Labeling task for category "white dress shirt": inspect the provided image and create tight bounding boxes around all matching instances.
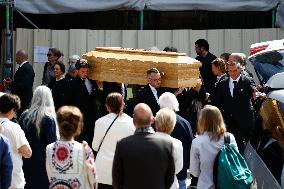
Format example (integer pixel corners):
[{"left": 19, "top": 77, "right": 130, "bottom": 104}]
[
  {"left": 189, "top": 132, "right": 238, "bottom": 189},
  {"left": 149, "top": 84, "right": 159, "bottom": 104},
  {"left": 156, "top": 132, "right": 183, "bottom": 189},
  {"left": 19, "top": 60, "right": 28, "bottom": 68},
  {"left": 84, "top": 78, "right": 92, "bottom": 95},
  {"left": 229, "top": 76, "right": 240, "bottom": 97}
]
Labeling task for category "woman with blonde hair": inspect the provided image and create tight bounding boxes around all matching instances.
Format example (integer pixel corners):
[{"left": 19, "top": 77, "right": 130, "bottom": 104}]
[
  {"left": 155, "top": 108, "right": 183, "bottom": 189},
  {"left": 46, "top": 106, "right": 97, "bottom": 189},
  {"left": 18, "top": 85, "right": 58, "bottom": 189},
  {"left": 189, "top": 105, "right": 238, "bottom": 189}
]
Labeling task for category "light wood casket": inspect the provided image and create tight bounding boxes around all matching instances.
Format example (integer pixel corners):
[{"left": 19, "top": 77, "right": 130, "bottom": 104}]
[{"left": 82, "top": 47, "right": 201, "bottom": 88}]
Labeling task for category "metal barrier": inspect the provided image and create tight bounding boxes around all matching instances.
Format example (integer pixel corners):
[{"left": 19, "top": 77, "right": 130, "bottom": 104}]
[{"left": 244, "top": 143, "right": 281, "bottom": 189}]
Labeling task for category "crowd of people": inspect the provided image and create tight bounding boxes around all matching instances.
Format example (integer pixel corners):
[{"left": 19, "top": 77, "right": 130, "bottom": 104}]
[{"left": 0, "top": 39, "right": 283, "bottom": 189}]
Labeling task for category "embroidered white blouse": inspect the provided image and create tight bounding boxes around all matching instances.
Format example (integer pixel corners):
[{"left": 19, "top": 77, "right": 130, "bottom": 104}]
[{"left": 46, "top": 140, "right": 96, "bottom": 189}]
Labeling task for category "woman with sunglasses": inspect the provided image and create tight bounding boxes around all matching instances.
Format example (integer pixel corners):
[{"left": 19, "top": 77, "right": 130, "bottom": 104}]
[{"left": 42, "top": 47, "right": 63, "bottom": 85}]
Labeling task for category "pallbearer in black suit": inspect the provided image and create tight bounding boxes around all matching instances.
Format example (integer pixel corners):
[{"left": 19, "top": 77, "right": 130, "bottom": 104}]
[
  {"left": 64, "top": 59, "right": 100, "bottom": 145},
  {"left": 195, "top": 39, "right": 217, "bottom": 95},
  {"left": 4, "top": 50, "right": 35, "bottom": 117},
  {"left": 215, "top": 61, "right": 256, "bottom": 154},
  {"left": 134, "top": 68, "right": 163, "bottom": 116}
]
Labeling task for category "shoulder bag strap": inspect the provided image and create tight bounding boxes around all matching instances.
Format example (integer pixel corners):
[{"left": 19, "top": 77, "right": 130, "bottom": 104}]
[
  {"left": 96, "top": 114, "right": 119, "bottom": 153},
  {"left": 224, "top": 132, "right": 230, "bottom": 145}
]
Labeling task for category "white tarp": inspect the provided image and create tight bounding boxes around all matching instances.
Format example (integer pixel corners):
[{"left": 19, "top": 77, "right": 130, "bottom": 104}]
[
  {"left": 14, "top": 0, "right": 146, "bottom": 14},
  {"left": 145, "top": 0, "right": 280, "bottom": 11},
  {"left": 15, "top": 0, "right": 280, "bottom": 14}
]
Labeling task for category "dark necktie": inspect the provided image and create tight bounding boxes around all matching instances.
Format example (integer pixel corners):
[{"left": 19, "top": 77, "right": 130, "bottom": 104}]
[{"left": 233, "top": 81, "right": 237, "bottom": 97}]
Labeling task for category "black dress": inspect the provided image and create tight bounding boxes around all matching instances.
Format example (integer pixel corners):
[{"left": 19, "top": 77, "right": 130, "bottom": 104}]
[{"left": 19, "top": 113, "right": 57, "bottom": 189}]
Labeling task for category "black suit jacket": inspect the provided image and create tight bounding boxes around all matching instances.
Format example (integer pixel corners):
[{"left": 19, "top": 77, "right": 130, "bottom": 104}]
[
  {"left": 135, "top": 84, "right": 162, "bottom": 116},
  {"left": 64, "top": 77, "right": 99, "bottom": 127},
  {"left": 11, "top": 62, "right": 35, "bottom": 115},
  {"left": 112, "top": 132, "right": 175, "bottom": 189},
  {"left": 171, "top": 114, "right": 193, "bottom": 180},
  {"left": 215, "top": 75, "right": 255, "bottom": 131}
]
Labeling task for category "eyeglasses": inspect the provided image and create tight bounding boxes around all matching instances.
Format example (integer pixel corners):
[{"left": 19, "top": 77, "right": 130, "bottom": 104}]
[
  {"left": 47, "top": 53, "right": 52, "bottom": 57},
  {"left": 150, "top": 78, "right": 161, "bottom": 82}
]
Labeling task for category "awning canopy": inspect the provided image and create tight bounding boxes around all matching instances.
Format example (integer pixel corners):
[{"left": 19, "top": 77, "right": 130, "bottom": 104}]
[{"left": 15, "top": 0, "right": 280, "bottom": 14}]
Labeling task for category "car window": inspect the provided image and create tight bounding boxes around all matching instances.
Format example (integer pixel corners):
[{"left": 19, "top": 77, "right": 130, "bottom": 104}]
[{"left": 250, "top": 50, "right": 284, "bottom": 83}]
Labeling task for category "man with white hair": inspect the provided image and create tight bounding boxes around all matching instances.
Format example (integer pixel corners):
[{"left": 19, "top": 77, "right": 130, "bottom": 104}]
[
  {"left": 65, "top": 54, "right": 80, "bottom": 81},
  {"left": 159, "top": 92, "right": 194, "bottom": 189},
  {"left": 215, "top": 60, "right": 256, "bottom": 154},
  {"left": 69, "top": 54, "right": 80, "bottom": 64}
]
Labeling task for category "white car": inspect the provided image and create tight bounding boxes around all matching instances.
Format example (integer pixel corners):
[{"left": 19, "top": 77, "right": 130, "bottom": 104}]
[{"left": 248, "top": 39, "right": 284, "bottom": 84}]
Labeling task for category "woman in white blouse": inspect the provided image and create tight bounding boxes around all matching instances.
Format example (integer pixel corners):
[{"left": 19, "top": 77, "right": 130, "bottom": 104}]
[
  {"left": 189, "top": 105, "right": 238, "bottom": 189},
  {"left": 46, "top": 106, "right": 97, "bottom": 189},
  {"left": 155, "top": 108, "right": 183, "bottom": 189},
  {"left": 92, "top": 92, "right": 135, "bottom": 189}
]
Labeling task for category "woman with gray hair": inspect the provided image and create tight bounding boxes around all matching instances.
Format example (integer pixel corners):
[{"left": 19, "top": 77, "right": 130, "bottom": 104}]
[
  {"left": 155, "top": 108, "right": 183, "bottom": 189},
  {"left": 159, "top": 92, "right": 194, "bottom": 189},
  {"left": 18, "top": 85, "right": 59, "bottom": 189}
]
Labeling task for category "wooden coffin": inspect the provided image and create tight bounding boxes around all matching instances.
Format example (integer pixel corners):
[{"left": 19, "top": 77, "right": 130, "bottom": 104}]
[{"left": 82, "top": 47, "right": 201, "bottom": 88}]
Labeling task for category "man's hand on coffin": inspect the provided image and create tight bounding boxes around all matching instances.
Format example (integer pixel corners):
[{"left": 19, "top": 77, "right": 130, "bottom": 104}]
[{"left": 174, "top": 86, "right": 185, "bottom": 96}]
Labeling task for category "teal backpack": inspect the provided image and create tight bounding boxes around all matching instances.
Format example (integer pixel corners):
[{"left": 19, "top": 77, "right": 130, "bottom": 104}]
[{"left": 213, "top": 133, "right": 253, "bottom": 189}]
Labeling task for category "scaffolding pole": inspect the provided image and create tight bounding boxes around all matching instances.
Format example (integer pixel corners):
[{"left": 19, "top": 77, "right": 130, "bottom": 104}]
[{"left": 1, "top": 0, "right": 13, "bottom": 81}]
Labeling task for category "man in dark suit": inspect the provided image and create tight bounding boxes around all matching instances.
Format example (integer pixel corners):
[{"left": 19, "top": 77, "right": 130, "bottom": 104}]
[
  {"left": 195, "top": 39, "right": 217, "bottom": 95},
  {"left": 215, "top": 61, "right": 256, "bottom": 154},
  {"left": 4, "top": 50, "right": 35, "bottom": 117},
  {"left": 64, "top": 59, "right": 100, "bottom": 145},
  {"left": 134, "top": 68, "right": 164, "bottom": 116},
  {"left": 112, "top": 103, "right": 175, "bottom": 189}
]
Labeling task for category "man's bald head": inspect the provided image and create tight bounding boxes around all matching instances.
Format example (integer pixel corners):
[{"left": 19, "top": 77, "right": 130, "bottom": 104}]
[
  {"left": 133, "top": 103, "right": 153, "bottom": 128},
  {"left": 16, "top": 49, "right": 28, "bottom": 64}
]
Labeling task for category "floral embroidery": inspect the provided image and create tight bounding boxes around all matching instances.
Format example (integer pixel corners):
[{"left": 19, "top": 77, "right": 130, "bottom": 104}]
[
  {"left": 56, "top": 146, "right": 69, "bottom": 162},
  {"left": 52, "top": 141, "right": 74, "bottom": 173},
  {"left": 49, "top": 177, "right": 81, "bottom": 189}
]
